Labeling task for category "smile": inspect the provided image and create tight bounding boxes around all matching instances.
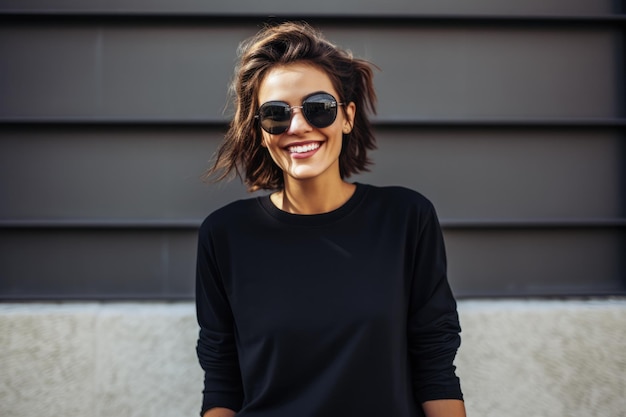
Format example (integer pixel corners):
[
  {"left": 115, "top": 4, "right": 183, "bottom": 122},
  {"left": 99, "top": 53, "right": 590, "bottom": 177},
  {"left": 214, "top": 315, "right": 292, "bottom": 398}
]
[{"left": 288, "top": 142, "right": 321, "bottom": 154}]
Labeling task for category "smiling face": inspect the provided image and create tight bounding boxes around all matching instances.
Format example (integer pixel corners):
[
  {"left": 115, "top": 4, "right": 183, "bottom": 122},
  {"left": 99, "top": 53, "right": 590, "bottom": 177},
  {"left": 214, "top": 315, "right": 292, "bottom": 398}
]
[{"left": 257, "top": 62, "right": 355, "bottom": 187}]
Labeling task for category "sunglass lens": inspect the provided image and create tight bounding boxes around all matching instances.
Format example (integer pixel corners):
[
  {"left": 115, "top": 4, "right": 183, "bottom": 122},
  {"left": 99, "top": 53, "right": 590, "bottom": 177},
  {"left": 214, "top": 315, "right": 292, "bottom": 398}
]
[
  {"left": 259, "top": 103, "right": 291, "bottom": 134},
  {"left": 303, "top": 94, "right": 337, "bottom": 128}
]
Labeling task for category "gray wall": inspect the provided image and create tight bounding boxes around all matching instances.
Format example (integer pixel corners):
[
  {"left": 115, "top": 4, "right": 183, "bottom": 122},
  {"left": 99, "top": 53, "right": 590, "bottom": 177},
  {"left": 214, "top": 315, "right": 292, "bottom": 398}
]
[{"left": 0, "top": 2, "right": 625, "bottom": 299}]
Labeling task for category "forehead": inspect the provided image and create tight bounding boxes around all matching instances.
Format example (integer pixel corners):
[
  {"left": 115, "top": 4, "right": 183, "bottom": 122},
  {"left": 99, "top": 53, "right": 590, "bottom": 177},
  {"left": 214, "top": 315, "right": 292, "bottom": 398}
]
[{"left": 258, "top": 62, "right": 338, "bottom": 104}]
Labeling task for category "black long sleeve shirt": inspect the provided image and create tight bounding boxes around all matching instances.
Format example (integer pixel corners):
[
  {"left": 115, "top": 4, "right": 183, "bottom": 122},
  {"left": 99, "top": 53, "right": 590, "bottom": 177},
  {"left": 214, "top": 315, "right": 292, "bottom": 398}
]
[{"left": 196, "top": 183, "right": 463, "bottom": 417}]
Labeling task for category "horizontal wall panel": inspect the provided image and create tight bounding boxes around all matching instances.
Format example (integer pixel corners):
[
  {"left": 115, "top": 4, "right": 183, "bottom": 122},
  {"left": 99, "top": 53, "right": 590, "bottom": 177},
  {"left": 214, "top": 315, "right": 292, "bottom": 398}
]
[
  {"left": 0, "top": 24, "right": 619, "bottom": 120},
  {"left": 0, "top": 1, "right": 614, "bottom": 16},
  {"left": 1, "top": 127, "right": 622, "bottom": 220},
  {"left": 325, "top": 26, "right": 620, "bottom": 120},
  {"left": 0, "top": 24, "right": 249, "bottom": 120},
  {"left": 0, "top": 127, "right": 253, "bottom": 220},
  {"left": 445, "top": 229, "right": 626, "bottom": 297},
  {"left": 361, "top": 129, "right": 624, "bottom": 220},
  {"left": 0, "top": 230, "right": 197, "bottom": 299},
  {"left": 1, "top": 228, "right": 623, "bottom": 299}
]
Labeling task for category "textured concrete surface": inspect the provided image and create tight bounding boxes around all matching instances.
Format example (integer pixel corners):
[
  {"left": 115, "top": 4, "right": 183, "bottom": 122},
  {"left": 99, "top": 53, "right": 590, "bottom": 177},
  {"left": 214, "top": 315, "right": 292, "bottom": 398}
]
[
  {"left": 456, "top": 300, "right": 626, "bottom": 417},
  {"left": 1, "top": 303, "right": 201, "bottom": 417},
  {"left": 1, "top": 299, "right": 625, "bottom": 417}
]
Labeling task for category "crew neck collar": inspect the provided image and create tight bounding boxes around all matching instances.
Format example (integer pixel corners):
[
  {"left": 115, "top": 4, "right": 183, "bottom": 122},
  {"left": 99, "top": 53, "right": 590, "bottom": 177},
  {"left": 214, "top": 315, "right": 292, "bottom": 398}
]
[{"left": 258, "top": 182, "right": 368, "bottom": 227}]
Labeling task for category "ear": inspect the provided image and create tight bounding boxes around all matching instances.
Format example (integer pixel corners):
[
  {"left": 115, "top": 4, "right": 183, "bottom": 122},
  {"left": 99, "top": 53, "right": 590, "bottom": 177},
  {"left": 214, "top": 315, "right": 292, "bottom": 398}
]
[{"left": 343, "top": 102, "right": 356, "bottom": 134}]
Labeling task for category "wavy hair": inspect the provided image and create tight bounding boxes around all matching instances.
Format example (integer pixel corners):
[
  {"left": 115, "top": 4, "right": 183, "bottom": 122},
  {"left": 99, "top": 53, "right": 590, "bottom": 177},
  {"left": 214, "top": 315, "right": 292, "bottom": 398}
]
[{"left": 207, "top": 21, "right": 377, "bottom": 191}]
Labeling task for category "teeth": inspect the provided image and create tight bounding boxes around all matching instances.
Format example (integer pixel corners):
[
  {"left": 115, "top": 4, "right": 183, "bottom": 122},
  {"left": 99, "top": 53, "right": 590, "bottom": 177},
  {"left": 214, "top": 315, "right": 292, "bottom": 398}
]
[{"left": 288, "top": 143, "right": 320, "bottom": 154}]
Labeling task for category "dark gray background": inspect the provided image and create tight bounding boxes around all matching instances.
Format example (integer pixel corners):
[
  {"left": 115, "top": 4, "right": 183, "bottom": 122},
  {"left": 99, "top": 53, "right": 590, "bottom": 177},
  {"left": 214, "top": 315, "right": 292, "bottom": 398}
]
[{"left": 0, "top": 1, "right": 624, "bottom": 299}]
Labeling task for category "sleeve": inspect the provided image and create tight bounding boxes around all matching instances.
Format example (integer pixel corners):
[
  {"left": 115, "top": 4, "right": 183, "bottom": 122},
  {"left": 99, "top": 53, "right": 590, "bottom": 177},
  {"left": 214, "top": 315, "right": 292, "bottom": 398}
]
[
  {"left": 195, "top": 218, "right": 244, "bottom": 416},
  {"left": 407, "top": 202, "right": 463, "bottom": 404}
]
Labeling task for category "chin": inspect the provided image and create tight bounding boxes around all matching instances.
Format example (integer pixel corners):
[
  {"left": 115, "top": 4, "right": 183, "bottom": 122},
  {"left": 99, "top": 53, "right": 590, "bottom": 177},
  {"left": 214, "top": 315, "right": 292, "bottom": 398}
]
[{"left": 288, "top": 171, "right": 321, "bottom": 181}]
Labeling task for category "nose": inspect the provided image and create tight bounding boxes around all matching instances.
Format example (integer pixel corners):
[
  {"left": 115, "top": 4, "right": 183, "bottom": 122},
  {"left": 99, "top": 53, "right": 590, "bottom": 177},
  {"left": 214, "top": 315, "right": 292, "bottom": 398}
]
[{"left": 286, "top": 107, "right": 312, "bottom": 135}]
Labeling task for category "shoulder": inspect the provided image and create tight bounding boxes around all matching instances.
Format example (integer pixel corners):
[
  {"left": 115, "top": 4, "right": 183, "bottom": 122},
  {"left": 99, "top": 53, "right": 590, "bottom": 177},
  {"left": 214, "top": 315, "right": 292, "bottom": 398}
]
[
  {"left": 362, "top": 183, "right": 435, "bottom": 212},
  {"left": 199, "top": 196, "right": 263, "bottom": 235},
  {"left": 358, "top": 183, "right": 440, "bottom": 232}
]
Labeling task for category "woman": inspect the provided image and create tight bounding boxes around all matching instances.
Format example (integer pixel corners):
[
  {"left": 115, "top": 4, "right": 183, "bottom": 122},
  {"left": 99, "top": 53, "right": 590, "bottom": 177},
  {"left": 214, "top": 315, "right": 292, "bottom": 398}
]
[{"left": 196, "top": 21, "right": 465, "bottom": 417}]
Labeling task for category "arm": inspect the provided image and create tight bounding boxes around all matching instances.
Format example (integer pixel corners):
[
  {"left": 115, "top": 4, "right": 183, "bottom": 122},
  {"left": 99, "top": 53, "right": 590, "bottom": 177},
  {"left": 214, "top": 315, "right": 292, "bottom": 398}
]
[
  {"left": 407, "top": 203, "right": 465, "bottom": 409},
  {"left": 196, "top": 219, "right": 244, "bottom": 415},
  {"left": 423, "top": 399, "right": 466, "bottom": 417}
]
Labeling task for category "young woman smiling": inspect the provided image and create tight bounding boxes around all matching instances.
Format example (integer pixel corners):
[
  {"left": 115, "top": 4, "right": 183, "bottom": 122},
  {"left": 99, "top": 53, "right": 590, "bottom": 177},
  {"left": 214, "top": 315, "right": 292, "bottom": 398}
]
[
  {"left": 196, "top": 22, "right": 466, "bottom": 417},
  {"left": 258, "top": 63, "right": 357, "bottom": 215}
]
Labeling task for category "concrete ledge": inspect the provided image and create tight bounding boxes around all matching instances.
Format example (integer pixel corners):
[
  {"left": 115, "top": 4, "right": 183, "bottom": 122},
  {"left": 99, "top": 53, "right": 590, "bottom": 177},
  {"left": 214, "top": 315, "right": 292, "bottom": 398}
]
[
  {"left": 456, "top": 299, "right": 626, "bottom": 417},
  {"left": 1, "top": 303, "right": 202, "bottom": 417},
  {"left": 1, "top": 300, "right": 625, "bottom": 417}
]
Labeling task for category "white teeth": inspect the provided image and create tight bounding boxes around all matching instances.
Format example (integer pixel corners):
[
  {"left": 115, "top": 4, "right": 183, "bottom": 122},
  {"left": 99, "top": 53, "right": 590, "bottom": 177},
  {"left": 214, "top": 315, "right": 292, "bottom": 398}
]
[{"left": 288, "top": 143, "right": 321, "bottom": 154}]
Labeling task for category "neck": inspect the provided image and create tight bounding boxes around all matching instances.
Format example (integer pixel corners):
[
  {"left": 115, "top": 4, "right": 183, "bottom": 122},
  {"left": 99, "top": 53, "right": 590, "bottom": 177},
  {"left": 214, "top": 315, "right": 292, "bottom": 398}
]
[{"left": 272, "top": 177, "right": 356, "bottom": 215}]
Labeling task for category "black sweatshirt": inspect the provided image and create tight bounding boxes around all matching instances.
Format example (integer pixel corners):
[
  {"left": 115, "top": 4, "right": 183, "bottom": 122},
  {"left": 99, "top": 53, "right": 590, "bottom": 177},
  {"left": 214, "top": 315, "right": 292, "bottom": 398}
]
[{"left": 196, "top": 183, "right": 463, "bottom": 417}]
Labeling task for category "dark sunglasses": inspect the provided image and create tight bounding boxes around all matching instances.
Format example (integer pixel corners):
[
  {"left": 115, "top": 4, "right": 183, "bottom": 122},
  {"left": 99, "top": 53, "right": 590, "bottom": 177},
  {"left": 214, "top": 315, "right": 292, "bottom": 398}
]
[{"left": 255, "top": 92, "right": 344, "bottom": 135}]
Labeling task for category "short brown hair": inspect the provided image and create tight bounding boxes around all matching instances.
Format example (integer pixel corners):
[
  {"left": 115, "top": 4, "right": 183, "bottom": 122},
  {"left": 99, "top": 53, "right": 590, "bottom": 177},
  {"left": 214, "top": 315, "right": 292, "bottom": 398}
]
[{"left": 207, "top": 21, "right": 377, "bottom": 191}]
